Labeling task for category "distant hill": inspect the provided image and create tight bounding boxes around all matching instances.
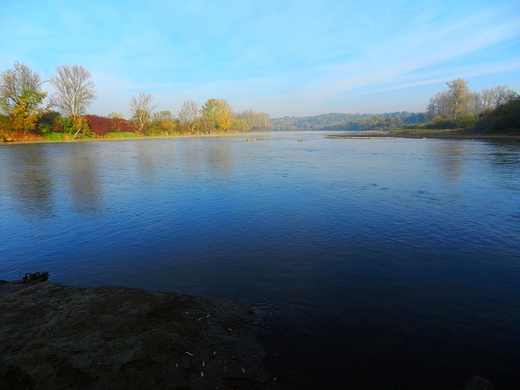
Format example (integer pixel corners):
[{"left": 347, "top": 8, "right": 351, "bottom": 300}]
[{"left": 270, "top": 112, "right": 426, "bottom": 131}]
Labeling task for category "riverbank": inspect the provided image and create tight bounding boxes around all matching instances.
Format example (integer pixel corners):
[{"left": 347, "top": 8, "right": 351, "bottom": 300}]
[
  {"left": 0, "top": 280, "right": 271, "bottom": 390},
  {"left": 327, "top": 129, "right": 520, "bottom": 141},
  {"left": 0, "top": 131, "right": 254, "bottom": 145}
]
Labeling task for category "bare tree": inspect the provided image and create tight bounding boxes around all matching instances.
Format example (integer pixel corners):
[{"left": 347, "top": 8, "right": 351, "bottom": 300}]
[
  {"left": 489, "top": 85, "right": 516, "bottom": 108},
  {"left": 239, "top": 109, "right": 273, "bottom": 131},
  {"left": 467, "top": 86, "right": 516, "bottom": 115},
  {"left": 480, "top": 88, "right": 495, "bottom": 112},
  {"left": 50, "top": 65, "right": 96, "bottom": 137},
  {"left": 466, "top": 92, "right": 484, "bottom": 116},
  {"left": 178, "top": 100, "right": 199, "bottom": 132},
  {"left": 427, "top": 90, "right": 451, "bottom": 119},
  {"left": 130, "top": 92, "right": 155, "bottom": 134}
]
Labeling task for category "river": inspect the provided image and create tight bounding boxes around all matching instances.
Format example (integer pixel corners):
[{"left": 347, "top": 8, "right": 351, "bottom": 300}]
[{"left": 1, "top": 132, "right": 519, "bottom": 389}]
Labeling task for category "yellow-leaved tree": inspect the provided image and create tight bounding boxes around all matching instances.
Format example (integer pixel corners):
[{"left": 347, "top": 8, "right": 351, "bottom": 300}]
[
  {"left": 0, "top": 62, "right": 48, "bottom": 134},
  {"left": 200, "top": 98, "right": 233, "bottom": 133}
]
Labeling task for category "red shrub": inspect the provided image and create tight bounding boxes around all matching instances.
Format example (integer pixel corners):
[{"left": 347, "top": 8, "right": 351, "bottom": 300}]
[
  {"left": 85, "top": 115, "right": 116, "bottom": 136},
  {"left": 53, "top": 122, "right": 63, "bottom": 132},
  {"left": 115, "top": 119, "right": 136, "bottom": 133}
]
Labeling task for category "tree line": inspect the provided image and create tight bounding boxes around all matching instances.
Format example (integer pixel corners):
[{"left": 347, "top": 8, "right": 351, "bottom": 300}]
[
  {"left": 2, "top": 61, "right": 518, "bottom": 140},
  {"left": 271, "top": 79, "right": 518, "bottom": 133},
  {"left": 427, "top": 79, "right": 515, "bottom": 119},
  {"left": 0, "top": 62, "right": 273, "bottom": 141},
  {"left": 423, "top": 78, "right": 518, "bottom": 132},
  {"left": 272, "top": 112, "right": 427, "bottom": 131}
]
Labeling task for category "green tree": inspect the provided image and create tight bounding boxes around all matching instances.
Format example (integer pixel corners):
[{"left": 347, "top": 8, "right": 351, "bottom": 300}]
[
  {"left": 37, "top": 110, "right": 61, "bottom": 134},
  {"left": 50, "top": 65, "right": 96, "bottom": 138},
  {"left": 475, "top": 94, "right": 520, "bottom": 134},
  {"left": 0, "top": 62, "right": 48, "bottom": 134}
]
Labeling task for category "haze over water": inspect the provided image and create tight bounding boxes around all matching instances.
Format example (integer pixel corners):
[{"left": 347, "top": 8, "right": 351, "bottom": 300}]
[{"left": 1, "top": 133, "right": 519, "bottom": 388}]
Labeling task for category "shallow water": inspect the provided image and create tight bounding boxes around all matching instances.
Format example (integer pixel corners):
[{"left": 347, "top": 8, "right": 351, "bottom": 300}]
[{"left": 1, "top": 133, "right": 519, "bottom": 388}]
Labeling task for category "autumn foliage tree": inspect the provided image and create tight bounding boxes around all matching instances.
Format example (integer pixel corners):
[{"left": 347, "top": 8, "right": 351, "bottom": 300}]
[
  {"left": 0, "top": 62, "right": 48, "bottom": 134},
  {"left": 107, "top": 112, "right": 135, "bottom": 133},
  {"left": 151, "top": 110, "right": 177, "bottom": 135},
  {"left": 1, "top": 62, "right": 289, "bottom": 139},
  {"left": 427, "top": 79, "right": 516, "bottom": 120},
  {"left": 200, "top": 98, "right": 234, "bottom": 133}
]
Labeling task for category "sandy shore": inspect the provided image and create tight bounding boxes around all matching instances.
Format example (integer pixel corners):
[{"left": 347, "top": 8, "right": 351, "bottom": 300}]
[{"left": 0, "top": 280, "right": 271, "bottom": 390}]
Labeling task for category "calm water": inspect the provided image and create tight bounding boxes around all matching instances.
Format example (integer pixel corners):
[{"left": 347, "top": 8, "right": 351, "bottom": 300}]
[{"left": 1, "top": 133, "right": 520, "bottom": 389}]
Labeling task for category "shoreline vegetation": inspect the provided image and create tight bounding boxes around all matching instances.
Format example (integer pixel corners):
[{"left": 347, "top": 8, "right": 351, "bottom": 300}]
[
  {"left": 2, "top": 128, "right": 520, "bottom": 146},
  {"left": 1, "top": 131, "right": 257, "bottom": 145},
  {"left": 326, "top": 128, "right": 520, "bottom": 141},
  {"left": 1, "top": 62, "right": 519, "bottom": 144},
  {"left": 0, "top": 278, "right": 270, "bottom": 390}
]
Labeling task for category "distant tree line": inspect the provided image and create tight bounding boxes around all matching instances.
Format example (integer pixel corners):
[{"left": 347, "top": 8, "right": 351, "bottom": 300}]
[
  {"left": 271, "top": 112, "right": 426, "bottom": 131},
  {"left": 270, "top": 79, "right": 518, "bottom": 134},
  {"left": 0, "top": 61, "right": 272, "bottom": 141}
]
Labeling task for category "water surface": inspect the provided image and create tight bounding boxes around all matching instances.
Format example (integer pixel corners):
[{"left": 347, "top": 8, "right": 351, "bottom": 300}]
[{"left": 1, "top": 133, "right": 519, "bottom": 389}]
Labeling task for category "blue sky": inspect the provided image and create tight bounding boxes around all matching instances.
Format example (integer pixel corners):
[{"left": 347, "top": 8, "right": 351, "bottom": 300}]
[{"left": 1, "top": 0, "right": 519, "bottom": 118}]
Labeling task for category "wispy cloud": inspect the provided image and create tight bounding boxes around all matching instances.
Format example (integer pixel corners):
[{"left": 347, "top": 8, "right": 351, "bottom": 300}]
[{"left": 2, "top": 0, "right": 519, "bottom": 117}]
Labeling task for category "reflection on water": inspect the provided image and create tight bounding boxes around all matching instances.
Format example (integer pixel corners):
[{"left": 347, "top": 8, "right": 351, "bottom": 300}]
[
  {"left": 133, "top": 140, "right": 162, "bottom": 183},
  {"left": 64, "top": 144, "right": 102, "bottom": 214},
  {"left": 2, "top": 145, "right": 55, "bottom": 217},
  {"left": 1, "top": 134, "right": 519, "bottom": 389},
  {"left": 427, "top": 140, "right": 468, "bottom": 182},
  {"left": 205, "top": 140, "right": 234, "bottom": 178}
]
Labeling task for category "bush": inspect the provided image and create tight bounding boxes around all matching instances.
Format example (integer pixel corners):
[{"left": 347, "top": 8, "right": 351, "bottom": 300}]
[
  {"left": 85, "top": 115, "right": 116, "bottom": 136},
  {"left": 475, "top": 95, "right": 520, "bottom": 134},
  {"left": 37, "top": 111, "right": 61, "bottom": 134},
  {"left": 56, "top": 117, "right": 74, "bottom": 133},
  {"left": 144, "top": 124, "right": 165, "bottom": 136},
  {"left": 112, "top": 118, "right": 136, "bottom": 133},
  {"left": 425, "top": 115, "right": 476, "bottom": 130}
]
